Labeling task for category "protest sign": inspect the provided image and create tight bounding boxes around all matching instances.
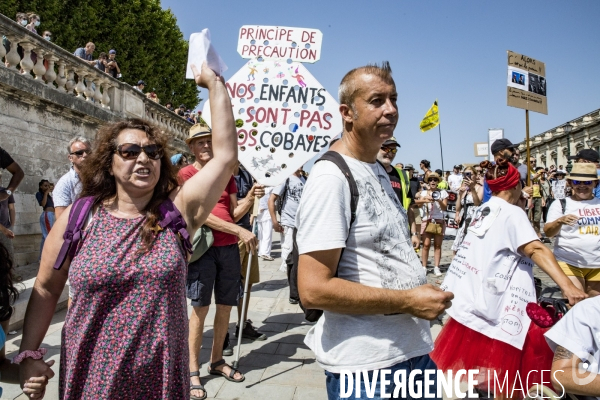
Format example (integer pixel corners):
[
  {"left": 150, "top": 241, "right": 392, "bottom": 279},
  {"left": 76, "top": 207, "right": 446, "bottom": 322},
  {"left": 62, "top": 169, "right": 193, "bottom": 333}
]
[
  {"left": 186, "top": 29, "right": 228, "bottom": 78},
  {"left": 237, "top": 25, "right": 323, "bottom": 63},
  {"left": 474, "top": 143, "right": 488, "bottom": 157},
  {"left": 202, "top": 59, "right": 341, "bottom": 186},
  {"left": 488, "top": 129, "right": 504, "bottom": 160},
  {"left": 444, "top": 191, "right": 458, "bottom": 236},
  {"left": 506, "top": 51, "right": 547, "bottom": 115}
]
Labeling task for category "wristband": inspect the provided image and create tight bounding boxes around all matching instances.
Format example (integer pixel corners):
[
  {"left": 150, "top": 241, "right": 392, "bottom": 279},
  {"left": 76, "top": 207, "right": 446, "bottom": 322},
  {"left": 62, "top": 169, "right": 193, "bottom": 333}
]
[{"left": 12, "top": 348, "right": 47, "bottom": 364}]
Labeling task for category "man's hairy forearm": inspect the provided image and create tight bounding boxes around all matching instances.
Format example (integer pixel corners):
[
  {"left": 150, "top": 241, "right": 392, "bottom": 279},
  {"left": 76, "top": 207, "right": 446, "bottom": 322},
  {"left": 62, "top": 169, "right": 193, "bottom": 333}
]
[{"left": 233, "top": 195, "right": 254, "bottom": 222}]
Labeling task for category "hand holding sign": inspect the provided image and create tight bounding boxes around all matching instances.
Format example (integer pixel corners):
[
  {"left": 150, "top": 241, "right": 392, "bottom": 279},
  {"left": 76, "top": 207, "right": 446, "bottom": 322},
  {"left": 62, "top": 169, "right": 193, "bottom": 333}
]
[{"left": 186, "top": 29, "right": 228, "bottom": 79}]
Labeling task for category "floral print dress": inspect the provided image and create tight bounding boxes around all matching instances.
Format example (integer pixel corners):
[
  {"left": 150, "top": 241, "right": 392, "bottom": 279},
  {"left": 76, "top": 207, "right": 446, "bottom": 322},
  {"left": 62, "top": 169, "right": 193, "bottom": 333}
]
[{"left": 59, "top": 206, "right": 189, "bottom": 399}]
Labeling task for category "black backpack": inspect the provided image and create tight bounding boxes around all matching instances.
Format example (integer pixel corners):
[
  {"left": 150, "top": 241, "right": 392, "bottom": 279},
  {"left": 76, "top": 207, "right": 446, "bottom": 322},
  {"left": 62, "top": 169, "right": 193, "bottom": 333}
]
[
  {"left": 275, "top": 178, "right": 290, "bottom": 215},
  {"left": 300, "top": 151, "right": 359, "bottom": 322}
]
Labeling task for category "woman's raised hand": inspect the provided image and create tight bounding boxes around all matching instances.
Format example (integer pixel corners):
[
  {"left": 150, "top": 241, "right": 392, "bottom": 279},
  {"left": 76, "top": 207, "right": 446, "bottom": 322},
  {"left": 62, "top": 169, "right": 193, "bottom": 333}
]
[{"left": 190, "top": 62, "right": 224, "bottom": 89}]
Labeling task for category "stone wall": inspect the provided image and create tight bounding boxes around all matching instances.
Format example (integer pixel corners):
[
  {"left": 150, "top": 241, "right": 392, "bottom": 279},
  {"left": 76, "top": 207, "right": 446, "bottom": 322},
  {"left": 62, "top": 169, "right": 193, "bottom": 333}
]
[{"left": 0, "top": 12, "right": 193, "bottom": 265}]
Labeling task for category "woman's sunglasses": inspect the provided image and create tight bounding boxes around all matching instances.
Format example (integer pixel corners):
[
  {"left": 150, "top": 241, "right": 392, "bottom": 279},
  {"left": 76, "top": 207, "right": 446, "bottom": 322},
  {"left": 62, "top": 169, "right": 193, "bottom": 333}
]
[
  {"left": 428, "top": 179, "right": 440, "bottom": 183},
  {"left": 570, "top": 180, "right": 594, "bottom": 186},
  {"left": 115, "top": 143, "right": 163, "bottom": 160}
]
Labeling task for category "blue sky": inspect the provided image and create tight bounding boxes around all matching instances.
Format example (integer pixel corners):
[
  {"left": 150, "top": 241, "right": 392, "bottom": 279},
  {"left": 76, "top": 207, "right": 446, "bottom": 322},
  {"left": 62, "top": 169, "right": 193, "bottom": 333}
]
[{"left": 162, "top": 0, "right": 600, "bottom": 172}]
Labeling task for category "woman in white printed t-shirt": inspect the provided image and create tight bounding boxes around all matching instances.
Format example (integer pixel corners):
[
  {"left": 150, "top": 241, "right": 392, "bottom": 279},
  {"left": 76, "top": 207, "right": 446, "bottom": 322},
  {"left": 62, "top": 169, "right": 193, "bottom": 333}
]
[
  {"left": 544, "top": 163, "right": 600, "bottom": 296},
  {"left": 414, "top": 172, "right": 448, "bottom": 277},
  {"left": 431, "top": 159, "right": 587, "bottom": 399}
]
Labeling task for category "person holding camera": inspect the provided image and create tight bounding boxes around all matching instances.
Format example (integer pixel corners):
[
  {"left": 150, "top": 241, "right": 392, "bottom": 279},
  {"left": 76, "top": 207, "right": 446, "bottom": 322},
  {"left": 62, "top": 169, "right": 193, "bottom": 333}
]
[
  {"left": 415, "top": 172, "right": 448, "bottom": 276},
  {"left": 451, "top": 167, "right": 483, "bottom": 254}
]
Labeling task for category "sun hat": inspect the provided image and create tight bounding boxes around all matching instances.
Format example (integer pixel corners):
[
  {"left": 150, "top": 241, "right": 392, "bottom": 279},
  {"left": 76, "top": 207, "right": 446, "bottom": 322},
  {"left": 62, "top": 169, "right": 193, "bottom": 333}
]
[
  {"left": 185, "top": 123, "right": 212, "bottom": 144},
  {"left": 567, "top": 163, "right": 599, "bottom": 181},
  {"left": 427, "top": 172, "right": 441, "bottom": 182}
]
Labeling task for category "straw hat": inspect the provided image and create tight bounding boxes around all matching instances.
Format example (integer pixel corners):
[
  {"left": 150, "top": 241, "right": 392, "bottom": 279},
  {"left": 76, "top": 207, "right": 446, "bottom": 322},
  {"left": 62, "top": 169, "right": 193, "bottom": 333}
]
[
  {"left": 185, "top": 123, "right": 211, "bottom": 144},
  {"left": 567, "top": 163, "right": 599, "bottom": 181},
  {"left": 427, "top": 172, "right": 441, "bottom": 182}
]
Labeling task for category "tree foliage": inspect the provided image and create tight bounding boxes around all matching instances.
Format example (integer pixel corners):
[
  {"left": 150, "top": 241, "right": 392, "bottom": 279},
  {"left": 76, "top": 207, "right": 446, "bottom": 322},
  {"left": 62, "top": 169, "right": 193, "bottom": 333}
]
[{"left": 1, "top": 0, "right": 200, "bottom": 109}]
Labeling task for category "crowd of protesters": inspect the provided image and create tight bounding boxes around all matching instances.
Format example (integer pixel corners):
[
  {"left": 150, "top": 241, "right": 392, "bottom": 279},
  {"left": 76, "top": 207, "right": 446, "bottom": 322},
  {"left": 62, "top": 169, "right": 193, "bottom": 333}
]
[{"left": 0, "top": 59, "right": 599, "bottom": 400}]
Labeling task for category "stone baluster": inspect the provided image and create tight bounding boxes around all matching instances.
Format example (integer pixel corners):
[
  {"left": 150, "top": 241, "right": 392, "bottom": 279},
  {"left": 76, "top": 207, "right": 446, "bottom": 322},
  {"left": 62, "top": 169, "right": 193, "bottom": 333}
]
[
  {"left": 19, "top": 42, "right": 35, "bottom": 77},
  {"left": 83, "top": 76, "right": 94, "bottom": 101},
  {"left": 32, "top": 48, "right": 46, "bottom": 81},
  {"left": 44, "top": 55, "right": 57, "bottom": 87},
  {"left": 74, "top": 69, "right": 86, "bottom": 97},
  {"left": 4, "top": 35, "right": 22, "bottom": 69},
  {"left": 101, "top": 81, "right": 111, "bottom": 109},
  {"left": 65, "top": 68, "right": 76, "bottom": 94},
  {"left": 55, "top": 61, "right": 67, "bottom": 92},
  {"left": 93, "top": 78, "right": 103, "bottom": 103}
]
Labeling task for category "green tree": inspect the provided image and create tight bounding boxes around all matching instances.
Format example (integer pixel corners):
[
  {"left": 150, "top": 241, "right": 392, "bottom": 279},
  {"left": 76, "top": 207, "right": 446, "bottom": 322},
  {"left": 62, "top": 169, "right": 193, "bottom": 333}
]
[{"left": 1, "top": 0, "right": 201, "bottom": 109}]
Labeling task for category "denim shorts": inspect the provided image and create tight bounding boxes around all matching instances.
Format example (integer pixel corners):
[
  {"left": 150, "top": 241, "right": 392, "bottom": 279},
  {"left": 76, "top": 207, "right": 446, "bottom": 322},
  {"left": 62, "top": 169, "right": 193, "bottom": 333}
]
[
  {"left": 325, "top": 354, "right": 441, "bottom": 400},
  {"left": 186, "top": 244, "right": 241, "bottom": 307}
]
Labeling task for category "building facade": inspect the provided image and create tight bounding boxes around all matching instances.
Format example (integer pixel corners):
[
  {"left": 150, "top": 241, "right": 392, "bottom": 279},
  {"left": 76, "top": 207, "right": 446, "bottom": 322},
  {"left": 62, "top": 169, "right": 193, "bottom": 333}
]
[{"left": 517, "top": 108, "right": 600, "bottom": 169}]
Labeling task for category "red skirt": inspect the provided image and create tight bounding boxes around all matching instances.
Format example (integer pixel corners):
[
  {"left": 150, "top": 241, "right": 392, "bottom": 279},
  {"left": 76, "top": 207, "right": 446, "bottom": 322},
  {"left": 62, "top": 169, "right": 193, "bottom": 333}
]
[{"left": 430, "top": 318, "right": 556, "bottom": 397}]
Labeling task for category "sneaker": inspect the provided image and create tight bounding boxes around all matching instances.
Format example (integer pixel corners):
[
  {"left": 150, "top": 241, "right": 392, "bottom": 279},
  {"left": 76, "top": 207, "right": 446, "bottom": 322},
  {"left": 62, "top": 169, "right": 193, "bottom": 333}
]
[
  {"left": 433, "top": 267, "right": 442, "bottom": 277},
  {"left": 235, "top": 320, "right": 267, "bottom": 341},
  {"left": 222, "top": 332, "right": 233, "bottom": 356},
  {"left": 289, "top": 298, "right": 299, "bottom": 305}
]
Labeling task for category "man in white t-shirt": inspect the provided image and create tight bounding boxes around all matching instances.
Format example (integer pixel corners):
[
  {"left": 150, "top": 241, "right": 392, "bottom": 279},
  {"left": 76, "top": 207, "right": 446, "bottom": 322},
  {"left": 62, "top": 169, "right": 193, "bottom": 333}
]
[
  {"left": 545, "top": 296, "right": 600, "bottom": 399},
  {"left": 268, "top": 168, "right": 306, "bottom": 304},
  {"left": 447, "top": 164, "right": 463, "bottom": 191},
  {"left": 296, "top": 62, "right": 453, "bottom": 399}
]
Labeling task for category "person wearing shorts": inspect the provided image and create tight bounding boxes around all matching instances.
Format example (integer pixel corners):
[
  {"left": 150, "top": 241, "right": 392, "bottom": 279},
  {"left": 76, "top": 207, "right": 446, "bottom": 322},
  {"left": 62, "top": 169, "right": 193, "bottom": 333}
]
[
  {"left": 415, "top": 172, "right": 448, "bottom": 277},
  {"left": 544, "top": 162, "right": 600, "bottom": 296}
]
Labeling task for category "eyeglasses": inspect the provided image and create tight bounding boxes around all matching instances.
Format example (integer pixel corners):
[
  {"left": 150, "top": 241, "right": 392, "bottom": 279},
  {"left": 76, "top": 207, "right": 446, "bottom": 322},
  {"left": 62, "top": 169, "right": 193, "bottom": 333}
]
[
  {"left": 115, "top": 143, "right": 163, "bottom": 160},
  {"left": 429, "top": 179, "right": 440, "bottom": 183},
  {"left": 571, "top": 180, "right": 594, "bottom": 186},
  {"left": 381, "top": 147, "right": 397, "bottom": 154},
  {"left": 70, "top": 149, "right": 91, "bottom": 157}
]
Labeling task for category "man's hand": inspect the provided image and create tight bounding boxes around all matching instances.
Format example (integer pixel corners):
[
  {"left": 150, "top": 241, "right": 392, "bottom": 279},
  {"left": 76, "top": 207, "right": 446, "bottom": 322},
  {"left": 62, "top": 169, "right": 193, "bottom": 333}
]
[
  {"left": 272, "top": 220, "right": 284, "bottom": 233},
  {"left": 402, "top": 284, "right": 454, "bottom": 320},
  {"left": 562, "top": 285, "right": 588, "bottom": 306},
  {"left": 522, "top": 186, "right": 533, "bottom": 197},
  {"left": 0, "top": 226, "right": 15, "bottom": 239},
  {"left": 559, "top": 214, "right": 579, "bottom": 226},
  {"left": 237, "top": 227, "right": 258, "bottom": 253},
  {"left": 250, "top": 184, "right": 265, "bottom": 199}
]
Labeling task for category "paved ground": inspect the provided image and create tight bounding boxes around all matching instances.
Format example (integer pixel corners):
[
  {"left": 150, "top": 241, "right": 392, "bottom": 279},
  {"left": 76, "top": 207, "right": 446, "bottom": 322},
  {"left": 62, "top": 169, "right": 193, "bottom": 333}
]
[{"left": 0, "top": 235, "right": 560, "bottom": 399}]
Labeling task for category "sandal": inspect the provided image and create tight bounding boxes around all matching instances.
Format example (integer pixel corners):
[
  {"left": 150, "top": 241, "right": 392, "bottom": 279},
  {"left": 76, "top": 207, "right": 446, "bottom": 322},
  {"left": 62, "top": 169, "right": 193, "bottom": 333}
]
[
  {"left": 260, "top": 255, "right": 274, "bottom": 261},
  {"left": 207, "top": 359, "right": 245, "bottom": 382},
  {"left": 190, "top": 371, "right": 207, "bottom": 400}
]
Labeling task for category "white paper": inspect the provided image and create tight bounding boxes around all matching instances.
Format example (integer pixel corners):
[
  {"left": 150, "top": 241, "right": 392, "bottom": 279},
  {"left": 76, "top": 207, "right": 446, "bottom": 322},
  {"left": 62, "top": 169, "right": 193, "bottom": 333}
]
[{"left": 186, "top": 29, "right": 228, "bottom": 79}]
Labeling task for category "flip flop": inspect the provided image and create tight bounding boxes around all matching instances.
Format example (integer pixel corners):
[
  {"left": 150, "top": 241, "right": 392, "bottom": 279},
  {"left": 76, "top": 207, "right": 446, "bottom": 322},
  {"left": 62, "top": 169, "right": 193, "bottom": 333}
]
[
  {"left": 207, "top": 359, "right": 245, "bottom": 382},
  {"left": 190, "top": 371, "right": 207, "bottom": 400}
]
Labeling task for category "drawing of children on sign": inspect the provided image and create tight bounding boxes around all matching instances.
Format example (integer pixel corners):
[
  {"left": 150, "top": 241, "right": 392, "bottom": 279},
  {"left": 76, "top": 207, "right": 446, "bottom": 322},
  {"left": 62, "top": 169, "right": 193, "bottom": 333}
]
[
  {"left": 248, "top": 64, "right": 258, "bottom": 81},
  {"left": 291, "top": 66, "right": 307, "bottom": 88}
]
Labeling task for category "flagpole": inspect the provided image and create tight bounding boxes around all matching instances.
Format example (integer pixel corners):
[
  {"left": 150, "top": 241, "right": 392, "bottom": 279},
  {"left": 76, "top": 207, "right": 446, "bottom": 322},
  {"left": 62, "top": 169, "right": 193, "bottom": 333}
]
[{"left": 438, "top": 124, "right": 445, "bottom": 172}]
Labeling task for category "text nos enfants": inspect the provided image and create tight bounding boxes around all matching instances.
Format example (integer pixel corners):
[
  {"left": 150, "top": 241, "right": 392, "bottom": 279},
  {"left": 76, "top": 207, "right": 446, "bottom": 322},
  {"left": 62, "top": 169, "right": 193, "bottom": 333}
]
[{"left": 227, "top": 82, "right": 333, "bottom": 153}]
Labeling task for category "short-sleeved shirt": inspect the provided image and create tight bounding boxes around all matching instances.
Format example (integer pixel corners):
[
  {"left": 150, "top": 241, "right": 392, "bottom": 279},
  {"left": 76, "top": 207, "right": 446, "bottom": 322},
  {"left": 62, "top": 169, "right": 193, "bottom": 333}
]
[
  {"left": 178, "top": 165, "right": 238, "bottom": 247},
  {"left": 274, "top": 175, "right": 305, "bottom": 228},
  {"left": 296, "top": 154, "right": 431, "bottom": 373},
  {"left": 0, "top": 147, "right": 15, "bottom": 169},
  {"left": 418, "top": 189, "right": 449, "bottom": 220},
  {"left": 36, "top": 191, "right": 54, "bottom": 209},
  {"left": 545, "top": 296, "right": 600, "bottom": 397},
  {"left": 0, "top": 186, "right": 15, "bottom": 228},
  {"left": 234, "top": 168, "right": 253, "bottom": 231},
  {"left": 73, "top": 48, "right": 93, "bottom": 61},
  {"left": 448, "top": 173, "right": 463, "bottom": 191},
  {"left": 94, "top": 59, "right": 105, "bottom": 72},
  {"left": 53, "top": 167, "right": 82, "bottom": 208},
  {"left": 386, "top": 167, "right": 413, "bottom": 208},
  {"left": 546, "top": 196, "right": 600, "bottom": 268}
]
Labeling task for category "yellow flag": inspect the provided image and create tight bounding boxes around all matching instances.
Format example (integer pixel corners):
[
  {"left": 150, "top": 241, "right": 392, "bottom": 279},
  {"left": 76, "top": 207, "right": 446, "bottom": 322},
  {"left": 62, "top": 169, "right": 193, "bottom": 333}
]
[{"left": 419, "top": 100, "right": 439, "bottom": 132}]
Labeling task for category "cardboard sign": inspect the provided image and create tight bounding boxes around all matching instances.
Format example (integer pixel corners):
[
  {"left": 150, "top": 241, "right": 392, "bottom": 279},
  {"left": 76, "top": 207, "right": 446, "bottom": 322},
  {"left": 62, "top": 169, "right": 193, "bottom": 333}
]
[
  {"left": 474, "top": 142, "right": 488, "bottom": 157},
  {"left": 202, "top": 59, "right": 341, "bottom": 186},
  {"left": 237, "top": 26, "right": 323, "bottom": 63},
  {"left": 506, "top": 50, "right": 547, "bottom": 115}
]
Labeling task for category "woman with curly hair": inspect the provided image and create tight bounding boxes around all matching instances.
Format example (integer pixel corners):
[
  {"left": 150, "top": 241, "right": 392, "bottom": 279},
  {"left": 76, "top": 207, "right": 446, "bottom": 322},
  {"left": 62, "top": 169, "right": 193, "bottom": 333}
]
[
  {"left": 431, "top": 159, "right": 587, "bottom": 398},
  {"left": 18, "top": 63, "right": 238, "bottom": 399}
]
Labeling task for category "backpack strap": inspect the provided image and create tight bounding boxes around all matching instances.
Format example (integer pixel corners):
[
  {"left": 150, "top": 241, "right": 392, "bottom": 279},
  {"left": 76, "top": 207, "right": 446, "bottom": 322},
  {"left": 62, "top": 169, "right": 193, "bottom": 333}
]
[
  {"left": 560, "top": 198, "right": 567, "bottom": 214},
  {"left": 53, "top": 196, "right": 95, "bottom": 270},
  {"left": 158, "top": 198, "right": 192, "bottom": 255},
  {"left": 316, "top": 151, "right": 359, "bottom": 226}
]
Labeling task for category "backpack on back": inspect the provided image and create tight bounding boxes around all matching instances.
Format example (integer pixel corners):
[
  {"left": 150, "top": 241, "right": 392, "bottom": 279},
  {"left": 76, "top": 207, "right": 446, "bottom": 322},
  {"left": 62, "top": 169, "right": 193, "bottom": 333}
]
[
  {"left": 53, "top": 196, "right": 192, "bottom": 270},
  {"left": 299, "top": 151, "right": 359, "bottom": 322},
  {"left": 275, "top": 178, "right": 290, "bottom": 215}
]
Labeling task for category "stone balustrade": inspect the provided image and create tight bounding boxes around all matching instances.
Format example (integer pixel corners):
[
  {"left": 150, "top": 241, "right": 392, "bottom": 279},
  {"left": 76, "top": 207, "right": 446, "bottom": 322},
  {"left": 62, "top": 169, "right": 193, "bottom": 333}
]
[{"left": 0, "top": 12, "right": 192, "bottom": 144}]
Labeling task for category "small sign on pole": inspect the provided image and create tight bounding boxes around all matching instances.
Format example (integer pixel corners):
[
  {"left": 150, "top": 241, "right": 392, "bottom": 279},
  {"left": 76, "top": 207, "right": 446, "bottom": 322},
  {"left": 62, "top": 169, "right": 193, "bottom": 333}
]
[
  {"left": 506, "top": 50, "right": 547, "bottom": 115},
  {"left": 474, "top": 142, "right": 488, "bottom": 157}
]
